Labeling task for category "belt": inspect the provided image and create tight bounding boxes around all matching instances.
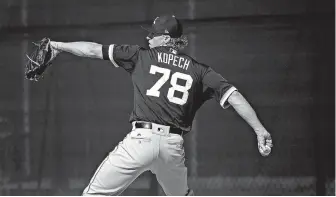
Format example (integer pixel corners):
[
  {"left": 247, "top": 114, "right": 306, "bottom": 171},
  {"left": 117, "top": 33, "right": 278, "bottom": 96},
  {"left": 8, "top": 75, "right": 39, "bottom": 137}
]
[{"left": 134, "top": 122, "right": 185, "bottom": 136}]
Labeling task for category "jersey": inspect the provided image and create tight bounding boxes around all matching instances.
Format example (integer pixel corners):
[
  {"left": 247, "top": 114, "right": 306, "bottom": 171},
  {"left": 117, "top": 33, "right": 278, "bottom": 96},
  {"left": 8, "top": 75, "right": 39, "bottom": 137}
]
[{"left": 106, "top": 44, "right": 237, "bottom": 132}]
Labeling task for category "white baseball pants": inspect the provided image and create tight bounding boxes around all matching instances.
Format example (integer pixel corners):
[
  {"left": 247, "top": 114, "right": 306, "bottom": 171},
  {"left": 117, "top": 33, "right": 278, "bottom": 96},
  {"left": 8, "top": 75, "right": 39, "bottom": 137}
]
[{"left": 82, "top": 122, "right": 191, "bottom": 196}]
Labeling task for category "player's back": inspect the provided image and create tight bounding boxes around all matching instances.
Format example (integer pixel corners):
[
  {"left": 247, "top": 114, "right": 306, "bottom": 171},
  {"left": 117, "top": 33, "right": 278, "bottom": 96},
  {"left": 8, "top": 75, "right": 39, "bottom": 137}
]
[
  {"left": 130, "top": 46, "right": 207, "bottom": 132},
  {"left": 109, "top": 44, "right": 234, "bottom": 132}
]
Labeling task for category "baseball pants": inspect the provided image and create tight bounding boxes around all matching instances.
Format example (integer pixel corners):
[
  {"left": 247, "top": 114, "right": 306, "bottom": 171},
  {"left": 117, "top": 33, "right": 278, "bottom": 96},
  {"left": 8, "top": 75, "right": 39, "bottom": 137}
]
[{"left": 82, "top": 121, "right": 191, "bottom": 196}]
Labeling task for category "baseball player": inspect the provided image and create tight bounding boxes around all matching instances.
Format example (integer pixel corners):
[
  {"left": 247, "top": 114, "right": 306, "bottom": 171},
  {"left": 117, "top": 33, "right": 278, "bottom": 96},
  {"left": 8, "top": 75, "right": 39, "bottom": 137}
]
[{"left": 49, "top": 15, "right": 273, "bottom": 196}]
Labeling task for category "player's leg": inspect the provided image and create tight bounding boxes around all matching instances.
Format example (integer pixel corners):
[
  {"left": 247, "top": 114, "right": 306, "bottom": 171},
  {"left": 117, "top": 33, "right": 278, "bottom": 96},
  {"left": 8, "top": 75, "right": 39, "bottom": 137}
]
[
  {"left": 83, "top": 129, "right": 156, "bottom": 196},
  {"left": 150, "top": 133, "right": 193, "bottom": 196},
  {"left": 151, "top": 159, "right": 192, "bottom": 195}
]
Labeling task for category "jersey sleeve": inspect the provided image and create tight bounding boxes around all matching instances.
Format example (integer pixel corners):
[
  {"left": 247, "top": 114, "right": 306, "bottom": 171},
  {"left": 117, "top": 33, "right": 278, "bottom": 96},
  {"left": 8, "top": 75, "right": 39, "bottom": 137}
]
[
  {"left": 201, "top": 66, "right": 237, "bottom": 109},
  {"left": 106, "top": 44, "right": 141, "bottom": 73}
]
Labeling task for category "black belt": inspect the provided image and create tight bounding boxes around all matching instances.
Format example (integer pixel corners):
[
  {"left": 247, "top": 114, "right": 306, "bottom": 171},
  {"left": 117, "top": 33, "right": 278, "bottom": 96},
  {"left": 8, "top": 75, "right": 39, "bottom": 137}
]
[{"left": 134, "top": 122, "right": 185, "bottom": 136}]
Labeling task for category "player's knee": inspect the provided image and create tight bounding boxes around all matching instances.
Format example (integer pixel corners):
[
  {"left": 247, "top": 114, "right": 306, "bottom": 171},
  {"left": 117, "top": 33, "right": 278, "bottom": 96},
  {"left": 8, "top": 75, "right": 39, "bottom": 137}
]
[
  {"left": 82, "top": 187, "right": 91, "bottom": 196},
  {"left": 185, "top": 189, "right": 194, "bottom": 196},
  {"left": 82, "top": 190, "right": 108, "bottom": 196},
  {"left": 82, "top": 187, "right": 102, "bottom": 196}
]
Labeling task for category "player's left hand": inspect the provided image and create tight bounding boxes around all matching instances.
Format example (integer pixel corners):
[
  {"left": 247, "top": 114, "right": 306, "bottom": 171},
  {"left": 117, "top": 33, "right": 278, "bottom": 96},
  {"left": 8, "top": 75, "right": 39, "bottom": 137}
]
[
  {"left": 25, "top": 38, "right": 60, "bottom": 81},
  {"left": 256, "top": 129, "right": 273, "bottom": 157}
]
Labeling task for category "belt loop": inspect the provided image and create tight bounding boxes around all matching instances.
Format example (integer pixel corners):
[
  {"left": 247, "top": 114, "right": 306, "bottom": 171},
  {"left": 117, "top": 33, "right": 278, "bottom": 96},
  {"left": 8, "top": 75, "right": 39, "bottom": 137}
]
[{"left": 132, "top": 121, "right": 135, "bottom": 130}]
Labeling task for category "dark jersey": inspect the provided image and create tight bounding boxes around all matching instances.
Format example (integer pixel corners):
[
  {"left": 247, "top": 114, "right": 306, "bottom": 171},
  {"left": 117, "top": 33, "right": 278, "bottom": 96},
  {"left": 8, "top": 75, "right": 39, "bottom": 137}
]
[{"left": 107, "top": 44, "right": 237, "bottom": 132}]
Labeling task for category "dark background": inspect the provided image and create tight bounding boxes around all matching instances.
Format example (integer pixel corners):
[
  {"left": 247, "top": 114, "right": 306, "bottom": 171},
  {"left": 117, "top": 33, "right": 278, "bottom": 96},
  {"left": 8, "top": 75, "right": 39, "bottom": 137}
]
[{"left": 0, "top": 0, "right": 334, "bottom": 195}]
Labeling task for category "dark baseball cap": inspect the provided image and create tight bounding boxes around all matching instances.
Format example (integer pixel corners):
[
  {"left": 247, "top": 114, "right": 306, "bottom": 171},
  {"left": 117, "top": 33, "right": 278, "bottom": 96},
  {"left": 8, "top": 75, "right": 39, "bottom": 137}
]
[{"left": 143, "top": 15, "right": 183, "bottom": 38}]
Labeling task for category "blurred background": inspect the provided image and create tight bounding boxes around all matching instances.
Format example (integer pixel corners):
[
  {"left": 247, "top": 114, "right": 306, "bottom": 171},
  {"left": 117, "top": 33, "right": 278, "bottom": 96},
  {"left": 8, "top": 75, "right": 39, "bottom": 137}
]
[{"left": 0, "top": 0, "right": 335, "bottom": 195}]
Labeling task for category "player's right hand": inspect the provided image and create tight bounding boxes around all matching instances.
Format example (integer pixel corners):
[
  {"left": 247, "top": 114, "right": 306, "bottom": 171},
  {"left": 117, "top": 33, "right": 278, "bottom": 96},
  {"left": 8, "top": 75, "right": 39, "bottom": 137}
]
[{"left": 256, "top": 130, "right": 273, "bottom": 157}]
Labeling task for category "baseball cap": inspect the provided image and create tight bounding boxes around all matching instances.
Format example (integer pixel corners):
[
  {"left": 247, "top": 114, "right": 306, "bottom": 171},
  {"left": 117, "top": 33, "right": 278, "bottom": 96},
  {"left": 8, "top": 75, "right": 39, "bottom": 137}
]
[{"left": 143, "top": 15, "right": 183, "bottom": 38}]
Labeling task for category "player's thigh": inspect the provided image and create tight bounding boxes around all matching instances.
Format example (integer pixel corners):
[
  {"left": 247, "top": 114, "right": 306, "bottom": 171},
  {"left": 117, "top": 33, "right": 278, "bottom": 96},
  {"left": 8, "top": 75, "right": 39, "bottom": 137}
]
[
  {"left": 151, "top": 158, "right": 189, "bottom": 196},
  {"left": 83, "top": 150, "right": 146, "bottom": 195},
  {"left": 83, "top": 133, "right": 154, "bottom": 195}
]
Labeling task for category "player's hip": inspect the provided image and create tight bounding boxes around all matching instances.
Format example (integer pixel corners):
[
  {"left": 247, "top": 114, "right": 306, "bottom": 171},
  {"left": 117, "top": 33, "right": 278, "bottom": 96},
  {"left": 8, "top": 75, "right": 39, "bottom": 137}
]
[
  {"left": 129, "top": 109, "right": 192, "bottom": 133},
  {"left": 131, "top": 120, "right": 188, "bottom": 137},
  {"left": 129, "top": 122, "right": 185, "bottom": 164}
]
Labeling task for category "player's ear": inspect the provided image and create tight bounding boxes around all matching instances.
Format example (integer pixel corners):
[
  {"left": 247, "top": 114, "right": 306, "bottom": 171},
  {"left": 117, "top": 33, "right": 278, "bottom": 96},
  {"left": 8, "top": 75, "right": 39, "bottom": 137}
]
[{"left": 163, "top": 35, "right": 171, "bottom": 43}]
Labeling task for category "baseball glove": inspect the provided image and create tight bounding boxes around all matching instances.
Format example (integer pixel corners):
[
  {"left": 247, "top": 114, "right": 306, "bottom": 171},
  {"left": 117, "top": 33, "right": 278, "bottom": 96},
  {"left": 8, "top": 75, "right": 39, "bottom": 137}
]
[{"left": 25, "top": 38, "right": 59, "bottom": 81}]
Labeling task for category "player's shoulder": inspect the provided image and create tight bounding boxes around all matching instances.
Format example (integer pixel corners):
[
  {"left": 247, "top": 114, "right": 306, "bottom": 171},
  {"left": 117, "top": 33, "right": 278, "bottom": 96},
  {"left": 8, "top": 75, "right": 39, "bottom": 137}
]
[
  {"left": 179, "top": 52, "right": 210, "bottom": 69},
  {"left": 114, "top": 44, "right": 145, "bottom": 51},
  {"left": 113, "top": 44, "right": 147, "bottom": 59}
]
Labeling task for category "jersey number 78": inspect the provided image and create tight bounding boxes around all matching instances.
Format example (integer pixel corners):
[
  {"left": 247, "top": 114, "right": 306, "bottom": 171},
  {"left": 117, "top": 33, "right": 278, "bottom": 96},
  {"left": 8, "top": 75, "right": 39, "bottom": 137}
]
[{"left": 146, "top": 65, "right": 193, "bottom": 105}]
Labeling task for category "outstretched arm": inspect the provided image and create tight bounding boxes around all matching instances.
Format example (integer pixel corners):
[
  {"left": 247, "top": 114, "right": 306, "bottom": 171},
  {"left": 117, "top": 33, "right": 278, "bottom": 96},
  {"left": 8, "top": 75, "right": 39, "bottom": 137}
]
[
  {"left": 50, "top": 41, "right": 104, "bottom": 59},
  {"left": 228, "top": 91, "right": 273, "bottom": 156}
]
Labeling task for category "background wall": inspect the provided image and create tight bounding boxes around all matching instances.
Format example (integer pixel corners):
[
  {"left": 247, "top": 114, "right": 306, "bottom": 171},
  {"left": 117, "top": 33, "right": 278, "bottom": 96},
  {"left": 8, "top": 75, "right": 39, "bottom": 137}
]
[{"left": 0, "top": 0, "right": 334, "bottom": 195}]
